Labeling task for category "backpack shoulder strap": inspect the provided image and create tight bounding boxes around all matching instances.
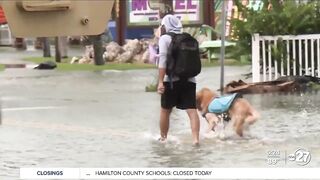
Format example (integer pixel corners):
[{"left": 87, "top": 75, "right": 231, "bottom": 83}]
[
  {"left": 166, "top": 32, "right": 178, "bottom": 51},
  {"left": 166, "top": 32, "right": 180, "bottom": 43},
  {"left": 182, "top": 32, "right": 191, "bottom": 36},
  {"left": 165, "top": 32, "right": 176, "bottom": 38}
]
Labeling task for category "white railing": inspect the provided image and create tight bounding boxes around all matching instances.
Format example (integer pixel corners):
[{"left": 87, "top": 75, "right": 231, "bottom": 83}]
[{"left": 252, "top": 33, "right": 320, "bottom": 82}]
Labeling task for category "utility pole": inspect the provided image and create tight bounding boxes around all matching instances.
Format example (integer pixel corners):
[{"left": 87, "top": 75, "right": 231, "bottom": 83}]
[
  {"left": 116, "top": 0, "right": 126, "bottom": 46},
  {"left": 219, "top": 0, "right": 226, "bottom": 95}
]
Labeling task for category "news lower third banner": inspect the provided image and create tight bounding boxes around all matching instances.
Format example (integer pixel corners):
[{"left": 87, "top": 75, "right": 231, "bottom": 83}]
[{"left": 20, "top": 168, "right": 320, "bottom": 179}]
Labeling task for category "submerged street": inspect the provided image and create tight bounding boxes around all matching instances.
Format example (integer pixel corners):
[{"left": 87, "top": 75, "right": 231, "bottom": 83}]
[{"left": 0, "top": 57, "right": 319, "bottom": 179}]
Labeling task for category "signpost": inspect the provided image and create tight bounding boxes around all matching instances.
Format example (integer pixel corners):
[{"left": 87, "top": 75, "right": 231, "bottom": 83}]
[{"left": 219, "top": 0, "right": 226, "bottom": 95}]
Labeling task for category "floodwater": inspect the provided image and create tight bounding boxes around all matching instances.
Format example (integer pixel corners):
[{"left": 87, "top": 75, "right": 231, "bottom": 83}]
[{"left": 0, "top": 66, "right": 319, "bottom": 179}]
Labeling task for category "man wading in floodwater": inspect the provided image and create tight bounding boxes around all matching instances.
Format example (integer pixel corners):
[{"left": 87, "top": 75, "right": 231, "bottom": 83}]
[{"left": 157, "top": 14, "right": 200, "bottom": 145}]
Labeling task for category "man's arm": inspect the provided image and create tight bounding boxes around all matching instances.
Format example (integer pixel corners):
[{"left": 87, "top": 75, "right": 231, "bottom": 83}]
[
  {"left": 157, "top": 68, "right": 166, "bottom": 94},
  {"left": 157, "top": 35, "right": 170, "bottom": 94}
]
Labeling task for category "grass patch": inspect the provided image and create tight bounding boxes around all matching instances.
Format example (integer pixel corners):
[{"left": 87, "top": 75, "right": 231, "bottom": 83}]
[
  {"left": 24, "top": 57, "right": 71, "bottom": 64},
  {"left": 57, "top": 63, "right": 156, "bottom": 71},
  {"left": 23, "top": 57, "right": 250, "bottom": 71},
  {"left": 23, "top": 57, "right": 156, "bottom": 71},
  {"left": 0, "top": 64, "right": 4, "bottom": 71},
  {"left": 308, "top": 82, "right": 320, "bottom": 91},
  {"left": 201, "top": 58, "right": 251, "bottom": 67},
  {"left": 22, "top": 57, "right": 250, "bottom": 93}
]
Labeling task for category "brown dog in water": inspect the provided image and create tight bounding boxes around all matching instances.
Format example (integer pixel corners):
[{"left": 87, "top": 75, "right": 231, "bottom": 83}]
[{"left": 196, "top": 88, "right": 259, "bottom": 137}]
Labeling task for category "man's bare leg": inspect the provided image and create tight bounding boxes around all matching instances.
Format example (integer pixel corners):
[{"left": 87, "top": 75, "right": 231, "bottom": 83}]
[
  {"left": 186, "top": 109, "right": 200, "bottom": 145},
  {"left": 159, "top": 108, "right": 172, "bottom": 141}
]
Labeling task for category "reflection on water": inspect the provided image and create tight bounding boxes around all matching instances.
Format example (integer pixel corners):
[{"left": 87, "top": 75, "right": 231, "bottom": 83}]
[{"left": 0, "top": 67, "right": 320, "bottom": 179}]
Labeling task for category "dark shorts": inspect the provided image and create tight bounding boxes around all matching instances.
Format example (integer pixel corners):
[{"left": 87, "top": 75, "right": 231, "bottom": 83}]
[{"left": 161, "top": 81, "right": 196, "bottom": 110}]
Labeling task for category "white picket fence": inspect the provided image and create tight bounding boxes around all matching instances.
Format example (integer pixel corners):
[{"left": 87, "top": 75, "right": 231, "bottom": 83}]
[{"left": 252, "top": 33, "right": 320, "bottom": 82}]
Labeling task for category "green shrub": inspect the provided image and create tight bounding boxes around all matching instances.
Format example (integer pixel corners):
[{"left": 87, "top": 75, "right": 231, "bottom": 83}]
[{"left": 231, "top": 0, "right": 320, "bottom": 59}]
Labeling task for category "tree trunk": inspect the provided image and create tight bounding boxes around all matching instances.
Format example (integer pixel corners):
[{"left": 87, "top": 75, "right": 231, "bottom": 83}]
[
  {"left": 42, "top": 37, "right": 51, "bottom": 57},
  {"left": 55, "top": 37, "right": 61, "bottom": 63},
  {"left": 90, "top": 34, "right": 105, "bottom": 65},
  {"left": 59, "top": 36, "right": 68, "bottom": 58}
]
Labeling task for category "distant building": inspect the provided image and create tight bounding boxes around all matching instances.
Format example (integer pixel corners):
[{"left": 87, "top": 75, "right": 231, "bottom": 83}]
[{"left": 0, "top": 6, "right": 13, "bottom": 46}]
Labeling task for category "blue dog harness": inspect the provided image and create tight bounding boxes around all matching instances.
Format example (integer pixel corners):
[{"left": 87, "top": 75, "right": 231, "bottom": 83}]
[
  {"left": 202, "top": 93, "right": 242, "bottom": 131},
  {"left": 208, "top": 93, "right": 240, "bottom": 114}
]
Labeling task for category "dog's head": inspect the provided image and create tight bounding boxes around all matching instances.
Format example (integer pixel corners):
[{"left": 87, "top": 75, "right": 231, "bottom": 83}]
[{"left": 196, "top": 88, "right": 218, "bottom": 113}]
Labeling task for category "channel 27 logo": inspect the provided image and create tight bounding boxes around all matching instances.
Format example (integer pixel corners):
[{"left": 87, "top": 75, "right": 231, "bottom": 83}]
[
  {"left": 287, "top": 148, "right": 311, "bottom": 166},
  {"left": 267, "top": 148, "right": 311, "bottom": 166}
]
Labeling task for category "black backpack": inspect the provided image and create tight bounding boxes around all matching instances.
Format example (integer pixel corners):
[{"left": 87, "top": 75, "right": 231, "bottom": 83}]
[{"left": 166, "top": 32, "right": 201, "bottom": 79}]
